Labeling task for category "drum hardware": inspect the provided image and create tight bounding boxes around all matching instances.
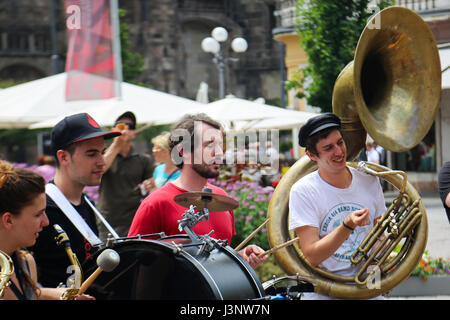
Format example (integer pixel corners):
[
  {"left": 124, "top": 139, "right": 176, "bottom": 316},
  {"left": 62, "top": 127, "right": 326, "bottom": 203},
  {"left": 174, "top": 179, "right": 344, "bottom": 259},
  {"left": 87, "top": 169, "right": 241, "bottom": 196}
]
[
  {"left": 169, "top": 236, "right": 227, "bottom": 256},
  {"left": 175, "top": 187, "right": 238, "bottom": 254},
  {"left": 171, "top": 241, "right": 183, "bottom": 254},
  {"left": 260, "top": 275, "right": 315, "bottom": 300},
  {"left": 176, "top": 204, "right": 219, "bottom": 255},
  {"left": 234, "top": 218, "right": 270, "bottom": 251},
  {"left": 106, "top": 232, "right": 167, "bottom": 247}
]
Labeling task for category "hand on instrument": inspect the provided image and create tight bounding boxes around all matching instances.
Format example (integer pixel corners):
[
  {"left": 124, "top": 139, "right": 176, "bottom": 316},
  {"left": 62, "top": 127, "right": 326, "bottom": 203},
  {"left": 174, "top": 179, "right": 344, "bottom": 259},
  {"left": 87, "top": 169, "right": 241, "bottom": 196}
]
[
  {"left": 238, "top": 244, "right": 268, "bottom": 269},
  {"left": 345, "top": 208, "right": 370, "bottom": 229},
  {"left": 58, "top": 288, "right": 96, "bottom": 300},
  {"left": 75, "top": 293, "right": 96, "bottom": 300}
]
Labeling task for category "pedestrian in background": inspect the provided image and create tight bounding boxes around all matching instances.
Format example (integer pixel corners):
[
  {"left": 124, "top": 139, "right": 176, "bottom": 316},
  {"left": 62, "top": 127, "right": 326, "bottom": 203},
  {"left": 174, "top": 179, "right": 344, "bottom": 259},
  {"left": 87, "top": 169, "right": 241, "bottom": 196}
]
[
  {"left": 148, "top": 131, "right": 180, "bottom": 191},
  {"left": 98, "top": 111, "right": 154, "bottom": 239}
]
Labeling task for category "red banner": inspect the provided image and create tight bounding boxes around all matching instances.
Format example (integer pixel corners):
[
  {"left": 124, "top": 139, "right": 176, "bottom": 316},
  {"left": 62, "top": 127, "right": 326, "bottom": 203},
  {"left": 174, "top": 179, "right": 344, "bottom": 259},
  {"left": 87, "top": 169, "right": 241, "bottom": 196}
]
[{"left": 64, "top": 0, "right": 118, "bottom": 100}]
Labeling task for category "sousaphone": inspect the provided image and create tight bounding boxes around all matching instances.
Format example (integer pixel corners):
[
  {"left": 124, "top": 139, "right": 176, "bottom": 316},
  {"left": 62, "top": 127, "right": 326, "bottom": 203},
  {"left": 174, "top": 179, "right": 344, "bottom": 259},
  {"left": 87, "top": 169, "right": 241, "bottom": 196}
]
[{"left": 267, "top": 6, "right": 441, "bottom": 299}]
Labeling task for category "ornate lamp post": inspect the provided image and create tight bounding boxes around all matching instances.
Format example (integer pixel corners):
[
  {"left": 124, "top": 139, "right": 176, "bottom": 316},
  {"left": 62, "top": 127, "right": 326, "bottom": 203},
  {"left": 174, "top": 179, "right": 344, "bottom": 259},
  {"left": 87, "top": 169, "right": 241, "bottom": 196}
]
[{"left": 201, "top": 27, "right": 248, "bottom": 99}]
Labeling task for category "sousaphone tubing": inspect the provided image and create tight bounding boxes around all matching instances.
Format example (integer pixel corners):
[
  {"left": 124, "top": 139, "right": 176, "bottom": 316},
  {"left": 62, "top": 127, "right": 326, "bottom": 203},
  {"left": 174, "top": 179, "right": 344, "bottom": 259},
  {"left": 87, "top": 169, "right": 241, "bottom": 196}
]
[{"left": 267, "top": 6, "right": 441, "bottom": 299}]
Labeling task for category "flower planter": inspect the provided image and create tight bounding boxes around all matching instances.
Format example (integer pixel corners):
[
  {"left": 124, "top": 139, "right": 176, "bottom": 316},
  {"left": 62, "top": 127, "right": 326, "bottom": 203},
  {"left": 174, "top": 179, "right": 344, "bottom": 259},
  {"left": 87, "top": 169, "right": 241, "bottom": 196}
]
[{"left": 387, "top": 275, "right": 450, "bottom": 297}]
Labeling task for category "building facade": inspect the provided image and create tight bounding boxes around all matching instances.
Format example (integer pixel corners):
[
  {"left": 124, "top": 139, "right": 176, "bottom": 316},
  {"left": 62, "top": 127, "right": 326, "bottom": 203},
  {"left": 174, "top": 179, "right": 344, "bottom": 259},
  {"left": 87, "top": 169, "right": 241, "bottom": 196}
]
[{"left": 0, "top": 0, "right": 284, "bottom": 103}]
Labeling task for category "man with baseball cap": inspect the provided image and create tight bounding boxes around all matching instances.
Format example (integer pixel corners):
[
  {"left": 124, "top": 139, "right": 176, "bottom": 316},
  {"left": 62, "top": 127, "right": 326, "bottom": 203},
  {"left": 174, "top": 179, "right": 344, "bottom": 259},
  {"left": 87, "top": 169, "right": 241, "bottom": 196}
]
[
  {"left": 288, "top": 113, "right": 386, "bottom": 300},
  {"left": 30, "top": 113, "right": 120, "bottom": 288}
]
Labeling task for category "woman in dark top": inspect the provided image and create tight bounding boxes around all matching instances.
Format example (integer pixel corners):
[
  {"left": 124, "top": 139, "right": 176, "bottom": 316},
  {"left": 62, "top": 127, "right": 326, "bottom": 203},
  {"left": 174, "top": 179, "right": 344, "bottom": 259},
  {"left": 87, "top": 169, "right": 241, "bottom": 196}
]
[{"left": 0, "top": 161, "right": 93, "bottom": 300}]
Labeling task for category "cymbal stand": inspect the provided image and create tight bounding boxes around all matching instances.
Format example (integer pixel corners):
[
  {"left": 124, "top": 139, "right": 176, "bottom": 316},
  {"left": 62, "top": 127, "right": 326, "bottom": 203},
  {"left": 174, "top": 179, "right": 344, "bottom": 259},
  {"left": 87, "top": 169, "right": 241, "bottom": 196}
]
[{"left": 177, "top": 205, "right": 218, "bottom": 255}]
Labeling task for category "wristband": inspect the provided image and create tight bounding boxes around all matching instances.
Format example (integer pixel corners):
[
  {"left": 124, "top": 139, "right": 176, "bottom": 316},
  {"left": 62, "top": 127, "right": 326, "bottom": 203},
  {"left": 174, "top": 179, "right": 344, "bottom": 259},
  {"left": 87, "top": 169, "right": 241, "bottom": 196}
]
[{"left": 342, "top": 221, "right": 354, "bottom": 231}]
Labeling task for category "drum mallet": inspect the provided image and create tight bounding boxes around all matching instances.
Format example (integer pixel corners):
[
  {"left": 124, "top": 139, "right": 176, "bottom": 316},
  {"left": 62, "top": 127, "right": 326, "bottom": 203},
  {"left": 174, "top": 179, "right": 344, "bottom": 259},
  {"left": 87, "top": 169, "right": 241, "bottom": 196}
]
[
  {"left": 259, "top": 237, "right": 299, "bottom": 258},
  {"left": 77, "top": 249, "right": 120, "bottom": 295}
]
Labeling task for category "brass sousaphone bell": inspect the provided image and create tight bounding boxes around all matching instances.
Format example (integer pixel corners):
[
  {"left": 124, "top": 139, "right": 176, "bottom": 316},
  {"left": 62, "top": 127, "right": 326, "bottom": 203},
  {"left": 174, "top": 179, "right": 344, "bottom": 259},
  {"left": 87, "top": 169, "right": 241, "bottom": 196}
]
[{"left": 267, "top": 6, "right": 441, "bottom": 299}]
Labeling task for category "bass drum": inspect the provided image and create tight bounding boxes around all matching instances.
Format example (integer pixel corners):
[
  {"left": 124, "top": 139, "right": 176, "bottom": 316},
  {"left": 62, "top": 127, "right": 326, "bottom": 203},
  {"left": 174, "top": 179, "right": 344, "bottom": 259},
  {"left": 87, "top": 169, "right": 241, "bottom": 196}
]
[{"left": 83, "top": 235, "right": 265, "bottom": 300}]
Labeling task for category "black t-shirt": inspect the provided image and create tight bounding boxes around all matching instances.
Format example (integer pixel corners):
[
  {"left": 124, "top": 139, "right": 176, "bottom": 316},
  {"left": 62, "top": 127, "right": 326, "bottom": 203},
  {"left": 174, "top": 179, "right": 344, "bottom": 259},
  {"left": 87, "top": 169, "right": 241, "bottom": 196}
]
[
  {"left": 438, "top": 161, "right": 450, "bottom": 223},
  {"left": 30, "top": 188, "right": 99, "bottom": 288}
]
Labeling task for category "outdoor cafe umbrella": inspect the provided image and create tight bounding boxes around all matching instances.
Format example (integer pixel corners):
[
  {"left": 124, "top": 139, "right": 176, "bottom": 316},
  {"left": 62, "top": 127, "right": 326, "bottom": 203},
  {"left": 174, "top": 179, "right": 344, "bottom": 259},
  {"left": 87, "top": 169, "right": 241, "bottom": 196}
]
[{"left": 0, "top": 72, "right": 203, "bottom": 129}]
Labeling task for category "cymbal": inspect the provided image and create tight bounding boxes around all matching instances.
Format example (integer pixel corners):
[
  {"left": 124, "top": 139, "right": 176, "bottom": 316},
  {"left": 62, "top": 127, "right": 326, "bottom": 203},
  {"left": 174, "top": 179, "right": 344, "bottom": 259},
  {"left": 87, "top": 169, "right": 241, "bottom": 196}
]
[{"left": 174, "top": 192, "right": 239, "bottom": 212}]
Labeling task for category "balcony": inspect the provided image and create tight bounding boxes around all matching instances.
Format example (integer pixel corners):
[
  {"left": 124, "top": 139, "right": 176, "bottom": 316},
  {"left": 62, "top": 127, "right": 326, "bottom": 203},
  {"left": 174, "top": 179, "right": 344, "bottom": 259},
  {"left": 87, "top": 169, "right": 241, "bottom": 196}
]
[
  {"left": 396, "top": 0, "right": 450, "bottom": 15},
  {"left": 273, "top": 0, "right": 450, "bottom": 31},
  {"left": 273, "top": 0, "right": 297, "bottom": 35}
]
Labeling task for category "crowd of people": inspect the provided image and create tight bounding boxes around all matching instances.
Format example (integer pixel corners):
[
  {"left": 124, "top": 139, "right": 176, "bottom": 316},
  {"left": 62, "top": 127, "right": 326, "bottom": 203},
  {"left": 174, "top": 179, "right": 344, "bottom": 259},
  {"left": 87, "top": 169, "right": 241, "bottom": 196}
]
[
  {"left": 0, "top": 111, "right": 272, "bottom": 300},
  {"left": 1, "top": 109, "right": 447, "bottom": 301}
]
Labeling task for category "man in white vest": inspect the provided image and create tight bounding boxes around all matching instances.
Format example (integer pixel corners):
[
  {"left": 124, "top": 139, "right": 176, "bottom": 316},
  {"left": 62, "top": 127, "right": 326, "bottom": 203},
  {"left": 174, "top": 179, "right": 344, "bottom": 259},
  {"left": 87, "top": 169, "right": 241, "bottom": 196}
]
[{"left": 30, "top": 113, "right": 120, "bottom": 288}]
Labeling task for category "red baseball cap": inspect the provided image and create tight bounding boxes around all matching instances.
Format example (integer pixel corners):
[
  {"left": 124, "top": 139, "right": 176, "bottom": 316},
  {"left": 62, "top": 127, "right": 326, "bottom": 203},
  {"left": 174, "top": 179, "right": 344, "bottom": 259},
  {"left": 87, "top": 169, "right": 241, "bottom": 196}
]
[{"left": 51, "top": 113, "right": 121, "bottom": 154}]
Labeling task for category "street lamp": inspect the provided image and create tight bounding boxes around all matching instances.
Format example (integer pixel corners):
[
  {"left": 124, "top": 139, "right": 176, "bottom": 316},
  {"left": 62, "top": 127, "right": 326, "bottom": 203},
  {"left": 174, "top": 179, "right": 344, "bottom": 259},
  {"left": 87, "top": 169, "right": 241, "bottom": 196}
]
[{"left": 201, "top": 27, "right": 248, "bottom": 99}]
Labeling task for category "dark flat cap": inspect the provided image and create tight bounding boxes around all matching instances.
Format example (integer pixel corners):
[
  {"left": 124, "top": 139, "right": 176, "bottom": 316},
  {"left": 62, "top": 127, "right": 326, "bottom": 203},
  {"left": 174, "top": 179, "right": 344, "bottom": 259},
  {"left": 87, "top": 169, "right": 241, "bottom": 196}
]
[{"left": 298, "top": 113, "right": 341, "bottom": 147}]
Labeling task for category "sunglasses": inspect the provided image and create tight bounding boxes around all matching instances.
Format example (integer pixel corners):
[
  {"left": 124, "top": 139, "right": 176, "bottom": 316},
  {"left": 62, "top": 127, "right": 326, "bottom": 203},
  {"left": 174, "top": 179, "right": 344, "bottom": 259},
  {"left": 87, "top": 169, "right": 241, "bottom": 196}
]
[{"left": 115, "top": 121, "right": 136, "bottom": 130}]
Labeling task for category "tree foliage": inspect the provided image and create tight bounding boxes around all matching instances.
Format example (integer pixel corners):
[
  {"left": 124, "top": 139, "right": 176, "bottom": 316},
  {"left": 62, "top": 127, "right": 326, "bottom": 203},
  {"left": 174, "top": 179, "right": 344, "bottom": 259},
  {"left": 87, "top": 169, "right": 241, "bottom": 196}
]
[
  {"left": 119, "top": 9, "right": 145, "bottom": 84},
  {"left": 287, "top": 0, "right": 394, "bottom": 112}
]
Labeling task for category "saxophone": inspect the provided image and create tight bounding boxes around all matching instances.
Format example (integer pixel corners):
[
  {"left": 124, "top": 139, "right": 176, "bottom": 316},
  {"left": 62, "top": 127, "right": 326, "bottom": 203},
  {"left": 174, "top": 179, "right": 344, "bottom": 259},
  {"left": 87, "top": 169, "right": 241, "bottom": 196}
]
[
  {"left": 53, "top": 224, "right": 83, "bottom": 300},
  {"left": 0, "top": 249, "right": 13, "bottom": 298}
]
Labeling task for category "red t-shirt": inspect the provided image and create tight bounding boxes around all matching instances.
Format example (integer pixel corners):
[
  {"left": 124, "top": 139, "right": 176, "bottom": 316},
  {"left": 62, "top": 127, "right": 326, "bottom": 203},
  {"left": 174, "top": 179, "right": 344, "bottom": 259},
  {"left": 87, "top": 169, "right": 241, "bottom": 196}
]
[{"left": 128, "top": 182, "right": 236, "bottom": 244}]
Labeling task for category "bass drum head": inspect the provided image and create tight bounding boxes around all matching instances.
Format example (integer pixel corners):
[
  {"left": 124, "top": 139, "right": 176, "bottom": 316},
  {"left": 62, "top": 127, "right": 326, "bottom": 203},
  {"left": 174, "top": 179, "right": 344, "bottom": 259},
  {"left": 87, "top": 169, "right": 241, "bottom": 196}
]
[{"left": 82, "top": 237, "right": 264, "bottom": 300}]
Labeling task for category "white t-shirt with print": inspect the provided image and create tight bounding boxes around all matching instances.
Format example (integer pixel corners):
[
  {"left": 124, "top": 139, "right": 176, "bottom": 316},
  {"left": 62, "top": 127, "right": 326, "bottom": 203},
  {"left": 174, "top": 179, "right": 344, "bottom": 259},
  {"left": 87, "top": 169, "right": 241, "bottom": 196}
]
[{"left": 289, "top": 166, "right": 386, "bottom": 299}]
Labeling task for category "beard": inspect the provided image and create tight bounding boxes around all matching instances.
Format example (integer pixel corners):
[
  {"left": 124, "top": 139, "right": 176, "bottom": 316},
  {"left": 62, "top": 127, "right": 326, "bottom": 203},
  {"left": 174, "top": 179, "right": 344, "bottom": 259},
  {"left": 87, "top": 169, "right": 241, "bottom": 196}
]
[{"left": 192, "top": 163, "right": 220, "bottom": 179}]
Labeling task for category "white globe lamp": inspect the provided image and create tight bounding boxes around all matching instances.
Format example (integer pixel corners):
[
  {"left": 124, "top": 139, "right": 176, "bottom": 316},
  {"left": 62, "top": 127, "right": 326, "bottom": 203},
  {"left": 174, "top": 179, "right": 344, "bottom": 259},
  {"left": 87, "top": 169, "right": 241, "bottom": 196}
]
[
  {"left": 231, "top": 37, "right": 248, "bottom": 53},
  {"left": 211, "top": 27, "right": 228, "bottom": 42},
  {"left": 201, "top": 37, "right": 220, "bottom": 54}
]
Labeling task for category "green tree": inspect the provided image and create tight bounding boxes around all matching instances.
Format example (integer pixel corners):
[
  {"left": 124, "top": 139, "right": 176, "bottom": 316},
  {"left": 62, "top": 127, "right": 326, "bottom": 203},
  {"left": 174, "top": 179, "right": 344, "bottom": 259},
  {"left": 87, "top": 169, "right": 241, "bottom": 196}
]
[
  {"left": 287, "top": 0, "right": 394, "bottom": 112},
  {"left": 119, "top": 9, "right": 145, "bottom": 84}
]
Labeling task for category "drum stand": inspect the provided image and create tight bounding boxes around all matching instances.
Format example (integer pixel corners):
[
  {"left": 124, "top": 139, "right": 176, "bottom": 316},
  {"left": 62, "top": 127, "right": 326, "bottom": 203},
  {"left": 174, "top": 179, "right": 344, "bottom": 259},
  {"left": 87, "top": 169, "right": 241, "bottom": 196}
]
[{"left": 177, "top": 204, "right": 226, "bottom": 255}]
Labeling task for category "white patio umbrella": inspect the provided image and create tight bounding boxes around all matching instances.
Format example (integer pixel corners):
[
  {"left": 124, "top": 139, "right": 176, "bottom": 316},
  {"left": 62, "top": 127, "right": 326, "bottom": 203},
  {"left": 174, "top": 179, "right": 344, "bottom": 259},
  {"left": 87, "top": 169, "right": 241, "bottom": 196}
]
[
  {"left": 233, "top": 112, "right": 318, "bottom": 131},
  {"left": 189, "top": 96, "right": 315, "bottom": 124},
  {"left": 0, "top": 72, "right": 203, "bottom": 129},
  {"left": 186, "top": 96, "right": 318, "bottom": 159}
]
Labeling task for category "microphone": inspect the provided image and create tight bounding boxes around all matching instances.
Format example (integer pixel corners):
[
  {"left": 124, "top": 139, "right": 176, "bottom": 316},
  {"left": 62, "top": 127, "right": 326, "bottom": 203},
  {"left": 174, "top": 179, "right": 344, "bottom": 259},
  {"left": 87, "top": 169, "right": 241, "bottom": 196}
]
[{"left": 77, "top": 249, "right": 120, "bottom": 295}]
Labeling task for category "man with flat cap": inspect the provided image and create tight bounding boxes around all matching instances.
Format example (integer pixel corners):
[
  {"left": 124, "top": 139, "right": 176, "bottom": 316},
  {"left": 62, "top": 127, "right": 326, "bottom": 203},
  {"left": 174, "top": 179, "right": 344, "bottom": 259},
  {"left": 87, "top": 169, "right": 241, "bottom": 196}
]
[
  {"left": 30, "top": 112, "right": 121, "bottom": 288},
  {"left": 288, "top": 113, "right": 386, "bottom": 300}
]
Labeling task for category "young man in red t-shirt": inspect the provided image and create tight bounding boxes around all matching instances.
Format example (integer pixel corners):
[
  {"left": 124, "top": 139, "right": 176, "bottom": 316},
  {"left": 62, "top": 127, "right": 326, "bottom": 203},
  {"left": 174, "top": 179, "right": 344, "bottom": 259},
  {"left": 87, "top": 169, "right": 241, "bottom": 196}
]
[{"left": 128, "top": 113, "right": 267, "bottom": 268}]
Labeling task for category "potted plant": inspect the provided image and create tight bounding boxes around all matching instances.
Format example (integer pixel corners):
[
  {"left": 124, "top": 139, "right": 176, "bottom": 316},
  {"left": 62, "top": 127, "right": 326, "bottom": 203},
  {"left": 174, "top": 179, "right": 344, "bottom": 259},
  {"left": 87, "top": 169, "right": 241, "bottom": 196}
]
[{"left": 387, "top": 251, "right": 450, "bottom": 297}]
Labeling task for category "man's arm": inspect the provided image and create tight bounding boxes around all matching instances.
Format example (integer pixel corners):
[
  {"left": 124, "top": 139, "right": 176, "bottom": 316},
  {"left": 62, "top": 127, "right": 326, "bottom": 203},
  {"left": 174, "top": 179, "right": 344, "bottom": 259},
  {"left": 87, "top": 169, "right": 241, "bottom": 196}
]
[
  {"left": 295, "top": 208, "right": 370, "bottom": 267},
  {"left": 103, "top": 129, "right": 133, "bottom": 172}
]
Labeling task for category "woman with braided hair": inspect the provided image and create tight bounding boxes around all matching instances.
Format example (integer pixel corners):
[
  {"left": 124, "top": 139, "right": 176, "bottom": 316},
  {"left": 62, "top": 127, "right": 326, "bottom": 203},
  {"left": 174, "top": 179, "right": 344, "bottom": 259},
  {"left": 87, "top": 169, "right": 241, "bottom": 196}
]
[{"left": 0, "top": 161, "right": 93, "bottom": 300}]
